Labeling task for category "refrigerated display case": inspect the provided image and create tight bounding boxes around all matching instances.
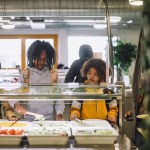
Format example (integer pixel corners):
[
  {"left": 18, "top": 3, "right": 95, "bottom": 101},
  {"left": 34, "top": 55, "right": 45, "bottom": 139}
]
[{"left": 0, "top": 82, "right": 132, "bottom": 149}]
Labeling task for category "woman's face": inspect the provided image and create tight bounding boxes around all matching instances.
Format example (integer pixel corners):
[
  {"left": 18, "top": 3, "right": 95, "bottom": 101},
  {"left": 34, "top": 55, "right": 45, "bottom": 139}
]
[
  {"left": 34, "top": 50, "right": 47, "bottom": 70},
  {"left": 87, "top": 67, "right": 100, "bottom": 84}
]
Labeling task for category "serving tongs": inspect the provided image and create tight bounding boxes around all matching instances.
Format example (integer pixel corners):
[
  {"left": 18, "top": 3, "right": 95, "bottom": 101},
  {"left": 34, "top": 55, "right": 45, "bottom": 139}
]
[
  {"left": 26, "top": 111, "right": 45, "bottom": 120},
  {"left": 9, "top": 117, "right": 22, "bottom": 127},
  {"left": 74, "top": 118, "right": 92, "bottom": 126}
]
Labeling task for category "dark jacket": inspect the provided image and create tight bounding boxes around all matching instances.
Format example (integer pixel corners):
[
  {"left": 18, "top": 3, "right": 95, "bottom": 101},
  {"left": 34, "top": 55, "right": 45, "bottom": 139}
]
[{"left": 65, "top": 44, "right": 93, "bottom": 83}]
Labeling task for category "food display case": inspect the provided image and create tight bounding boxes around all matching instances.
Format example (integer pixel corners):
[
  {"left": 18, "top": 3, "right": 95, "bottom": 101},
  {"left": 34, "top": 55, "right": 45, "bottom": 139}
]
[
  {"left": 0, "top": 83, "right": 125, "bottom": 149},
  {"left": 71, "top": 119, "right": 118, "bottom": 145}
]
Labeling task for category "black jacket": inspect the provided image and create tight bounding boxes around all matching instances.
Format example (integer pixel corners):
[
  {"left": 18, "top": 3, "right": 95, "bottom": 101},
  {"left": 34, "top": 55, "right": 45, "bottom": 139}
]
[{"left": 65, "top": 44, "right": 93, "bottom": 83}]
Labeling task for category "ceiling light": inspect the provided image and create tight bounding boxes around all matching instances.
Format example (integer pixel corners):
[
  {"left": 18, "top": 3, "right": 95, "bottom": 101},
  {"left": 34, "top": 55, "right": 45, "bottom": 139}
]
[
  {"left": 44, "top": 19, "right": 58, "bottom": 23},
  {"left": 105, "top": 16, "right": 121, "bottom": 23},
  {"left": 1, "top": 23, "right": 15, "bottom": 29},
  {"left": 123, "top": 24, "right": 127, "bottom": 26},
  {"left": 26, "top": 16, "right": 30, "bottom": 20},
  {"left": 129, "top": 0, "right": 143, "bottom": 6},
  {"left": 93, "top": 24, "right": 107, "bottom": 29},
  {"left": 63, "top": 20, "right": 94, "bottom": 23},
  {"left": 10, "top": 16, "right": 15, "bottom": 19},
  {"left": 127, "top": 20, "right": 133, "bottom": 24},
  {"left": 30, "top": 22, "right": 45, "bottom": 29}
]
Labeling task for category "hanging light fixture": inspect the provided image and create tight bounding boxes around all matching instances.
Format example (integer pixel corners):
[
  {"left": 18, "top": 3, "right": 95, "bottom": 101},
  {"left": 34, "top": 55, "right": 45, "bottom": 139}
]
[
  {"left": 129, "top": 0, "right": 143, "bottom": 6},
  {"left": 1, "top": 22, "right": 15, "bottom": 29},
  {"left": 93, "top": 24, "right": 107, "bottom": 29}
]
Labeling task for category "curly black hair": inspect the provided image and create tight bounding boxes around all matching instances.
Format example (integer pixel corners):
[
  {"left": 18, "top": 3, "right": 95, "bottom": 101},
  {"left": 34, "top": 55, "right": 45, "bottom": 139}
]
[
  {"left": 80, "top": 58, "right": 107, "bottom": 82},
  {"left": 27, "top": 40, "right": 56, "bottom": 70}
]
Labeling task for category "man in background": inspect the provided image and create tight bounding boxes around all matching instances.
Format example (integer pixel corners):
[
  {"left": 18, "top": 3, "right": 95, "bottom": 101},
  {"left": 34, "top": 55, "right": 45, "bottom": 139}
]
[{"left": 65, "top": 44, "right": 93, "bottom": 83}]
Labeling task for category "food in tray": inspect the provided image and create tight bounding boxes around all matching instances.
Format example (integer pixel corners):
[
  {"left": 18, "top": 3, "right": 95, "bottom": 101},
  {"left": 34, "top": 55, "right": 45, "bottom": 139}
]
[
  {"left": 76, "top": 129, "right": 113, "bottom": 135},
  {"left": 0, "top": 121, "right": 26, "bottom": 127},
  {"left": 76, "top": 129, "right": 93, "bottom": 135},
  {"left": 94, "top": 129, "right": 113, "bottom": 135},
  {"left": 31, "top": 121, "right": 69, "bottom": 127},
  {"left": 26, "top": 127, "right": 68, "bottom": 136},
  {"left": 70, "top": 120, "right": 112, "bottom": 128},
  {"left": 0, "top": 129, "right": 24, "bottom": 135}
]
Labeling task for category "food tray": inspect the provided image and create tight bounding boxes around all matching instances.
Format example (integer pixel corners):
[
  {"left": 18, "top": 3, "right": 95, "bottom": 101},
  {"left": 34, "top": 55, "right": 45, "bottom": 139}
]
[
  {"left": 72, "top": 127, "right": 118, "bottom": 145},
  {"left": 0, "top": 127, "right": 24, "bottom": 146},
  {"left": 70, "top": 119, "right": 112, "bottom": 128},
  {"left": 0, "top": 121, "right": 30, "bottom": 129},
  {"left": 26, "top": 126, "right": 71, "bottom": 146},
  {"left": 0, "top": 135, "right": 23, "bottom": 145},
  {"left": 27, "top": 135, "right": 68, "bottom": 146}
]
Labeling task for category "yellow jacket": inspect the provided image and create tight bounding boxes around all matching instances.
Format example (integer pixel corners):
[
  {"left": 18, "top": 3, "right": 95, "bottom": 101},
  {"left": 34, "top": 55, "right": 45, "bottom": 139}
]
[{"left": 70, "top": 87, "right": 118, "bottom": 120}]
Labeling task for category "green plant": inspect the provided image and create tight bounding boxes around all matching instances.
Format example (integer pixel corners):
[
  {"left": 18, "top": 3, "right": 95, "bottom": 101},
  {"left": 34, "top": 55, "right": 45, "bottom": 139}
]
[{"left": 113, "top": 41, "right": 137, "bottom": 73}]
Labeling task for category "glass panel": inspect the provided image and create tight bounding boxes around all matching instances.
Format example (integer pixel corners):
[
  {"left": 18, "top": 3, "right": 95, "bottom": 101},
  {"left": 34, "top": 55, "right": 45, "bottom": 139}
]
[
  {"left": 68, "top": 36, "right": 108, "bottom": 67},
  {"left": 0, "top": 83, "right": 122, "bottom": 100},
  {"left": 0, "top": 39, "right": 21, "bottom": 68}
]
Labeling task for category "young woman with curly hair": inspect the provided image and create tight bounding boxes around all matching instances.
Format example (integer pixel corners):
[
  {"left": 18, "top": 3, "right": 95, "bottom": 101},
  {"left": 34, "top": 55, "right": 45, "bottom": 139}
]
[
  {"left": 70, "top": 58, "right": 118, "bottom": 126},
  {"left": 9, "top": 40, "right": 65, "bottom": 121}
]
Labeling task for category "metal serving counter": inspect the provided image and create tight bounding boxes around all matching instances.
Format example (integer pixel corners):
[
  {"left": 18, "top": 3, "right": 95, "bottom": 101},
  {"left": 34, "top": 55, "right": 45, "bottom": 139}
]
[
  {"left": 0, "top": 83, "right": 127, "bottom": 149},
  {"left": 0, "top": 83, "right": 125, "bottom": 135},
  {"left": 0, "top": 135, "right": 137, "bottom": 150}
]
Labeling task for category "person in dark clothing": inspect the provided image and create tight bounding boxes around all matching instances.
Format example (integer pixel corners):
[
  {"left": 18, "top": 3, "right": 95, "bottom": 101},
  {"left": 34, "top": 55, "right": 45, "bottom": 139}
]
[
  {"left": 65, "top": 44, "right": 93, "bottom": 83},
  {"left": 57, "top": 63, "right": 65, "bottom": 69}
]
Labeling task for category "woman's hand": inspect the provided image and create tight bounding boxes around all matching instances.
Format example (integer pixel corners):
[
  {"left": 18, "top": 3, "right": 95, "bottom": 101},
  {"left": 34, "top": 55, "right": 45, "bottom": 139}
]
[
  {"left": 56, "top": 114, "right": 64, "bottom": 121},
  {"left": 124, "top": 110, "right": 133, "bottom": 121},
  {"left": 70, "top": 114, "right": 78, "bottom": 120},
  {"left": 14, "top": 103, "right": 26, "bottom": 115},
  {"left": 107, "top": 115, "right": 116, "bottom": 126},
  {"left": 8, "top": 116, "right": 18, "bottom": 121},
  {"left": 23, "top": 68, "right": 30, "bottom": 83}
]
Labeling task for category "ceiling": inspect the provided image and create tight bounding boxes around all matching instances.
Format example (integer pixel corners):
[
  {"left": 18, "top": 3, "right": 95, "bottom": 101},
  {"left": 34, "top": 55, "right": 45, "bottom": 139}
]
[{"left": 0, "top": 0, "right": 143, "bottom": 30}]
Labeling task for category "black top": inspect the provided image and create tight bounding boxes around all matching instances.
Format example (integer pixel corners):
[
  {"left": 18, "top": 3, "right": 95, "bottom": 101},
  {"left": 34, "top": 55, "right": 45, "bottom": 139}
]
[{"left": 65, "top": 44, "right": 93, "bottom": 83}]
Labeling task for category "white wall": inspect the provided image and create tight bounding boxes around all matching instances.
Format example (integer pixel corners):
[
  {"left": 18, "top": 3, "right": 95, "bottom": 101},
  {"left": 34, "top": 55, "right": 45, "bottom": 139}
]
[{"left": 113, "top": 28, "right": 141, "bottom": 44}]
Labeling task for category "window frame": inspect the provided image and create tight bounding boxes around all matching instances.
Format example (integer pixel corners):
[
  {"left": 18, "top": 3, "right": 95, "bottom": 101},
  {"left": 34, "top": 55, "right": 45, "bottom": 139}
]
[{"left": 0, "top": 34, "right": 58, "bottom": 70}]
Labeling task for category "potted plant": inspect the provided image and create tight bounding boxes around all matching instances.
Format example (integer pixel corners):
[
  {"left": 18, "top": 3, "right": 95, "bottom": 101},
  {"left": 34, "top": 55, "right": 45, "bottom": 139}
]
[{"left": 113, "top": 40, "right": 137, "bottom": 81}]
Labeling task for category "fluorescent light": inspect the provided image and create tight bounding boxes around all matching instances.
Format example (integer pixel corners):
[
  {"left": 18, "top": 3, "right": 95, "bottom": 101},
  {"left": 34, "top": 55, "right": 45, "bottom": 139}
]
[
  {"left": 63, "top": 20, "right": 94, "bottom": 23},
  {"left": 44, "top": 19, "right": 59, "bottom": 23},
  {"left": 129, "top": 0, "right": 143, "bottom": 6},
  {"left": 93, "top": 24, "right": 107, "bottom": 29},
  {"left": 123, "top": 24, "right": 127, "bottom": 26},
  {"left": 1, "top": 23, "right": 15, "bottom": 29},
  {"left": 105, "top": 16, "right": 121, "bottom": 23},
  {"left": 26, "top": 16, "right": 30, "bottom": 20},
  {"left": 10, "top": 16, "right": 15, "bottom": 19},
  {"left": 127, "top": 20, "right": 133, "bottom": 24},
  {"left": 30, "top": 22, "right": 45, "bottom": 29}
]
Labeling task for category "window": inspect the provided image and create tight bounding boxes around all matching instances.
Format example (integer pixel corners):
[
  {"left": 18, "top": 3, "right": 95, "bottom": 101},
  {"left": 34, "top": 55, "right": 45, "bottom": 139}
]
[
  {"left": 68, "top": 36, "right": 108, "bottom": 67},
  {"left": 0, "top": 35, "right": 58, "bottom": 70},
  {"left": 0, "top": 39, "right": 21, "bottom": 68}
]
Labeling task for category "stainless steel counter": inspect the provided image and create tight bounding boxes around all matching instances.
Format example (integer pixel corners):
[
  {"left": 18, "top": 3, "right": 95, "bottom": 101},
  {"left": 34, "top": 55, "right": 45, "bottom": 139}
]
[{"left": 0, "top": 135, "right": 138, "bottom": 150}]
